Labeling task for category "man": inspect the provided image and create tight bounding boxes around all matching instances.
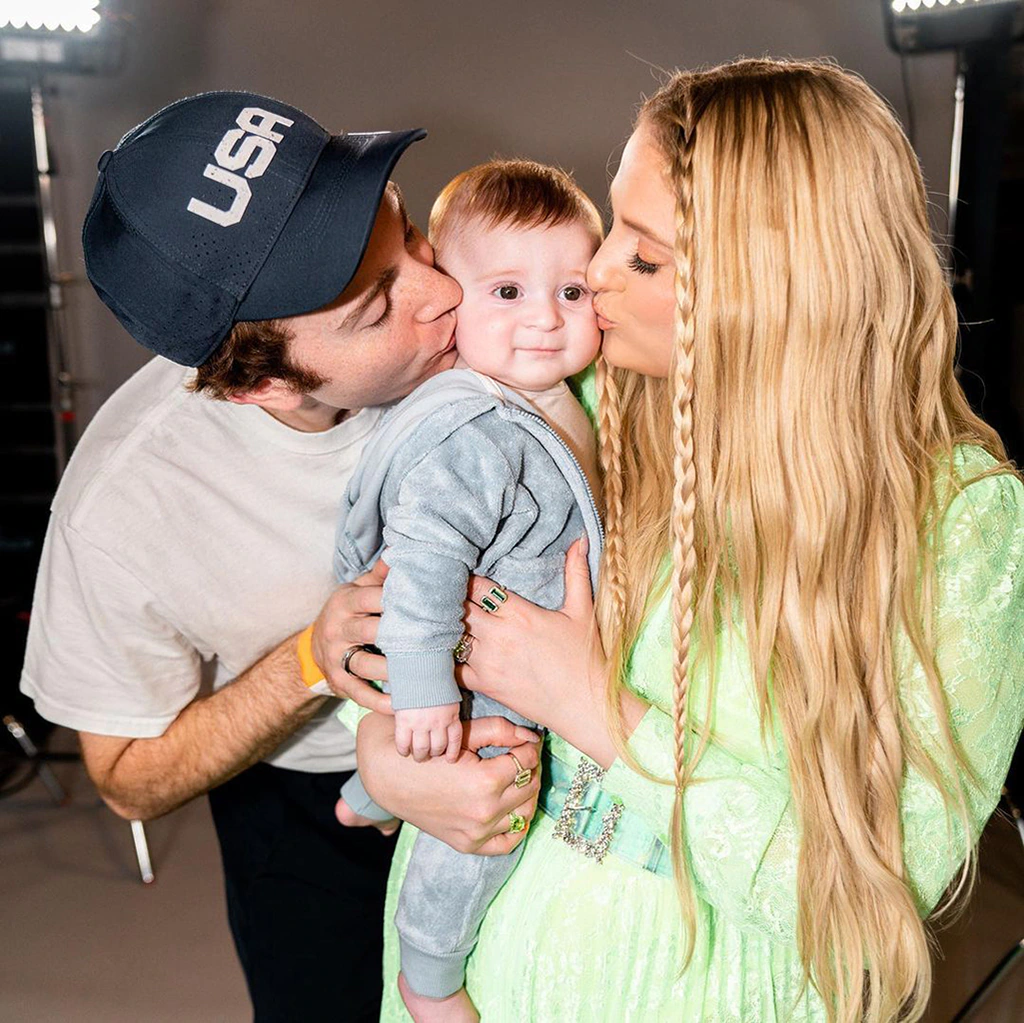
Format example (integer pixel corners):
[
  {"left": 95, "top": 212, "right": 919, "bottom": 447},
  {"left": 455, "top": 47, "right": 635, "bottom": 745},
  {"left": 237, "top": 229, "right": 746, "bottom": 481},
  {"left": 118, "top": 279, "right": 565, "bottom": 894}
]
[{"left": 20, "top": 92, "right": 539, "bottom": 1021}]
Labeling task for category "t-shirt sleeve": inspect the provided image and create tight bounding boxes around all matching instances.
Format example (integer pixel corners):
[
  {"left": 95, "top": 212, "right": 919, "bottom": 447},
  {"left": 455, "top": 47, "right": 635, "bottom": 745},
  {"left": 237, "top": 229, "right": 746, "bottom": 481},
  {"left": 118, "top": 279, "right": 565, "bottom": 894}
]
[
  {"left": 19, "top": 519, "right": 202, "bottom": 737},
  {"left": 602, "top": 471, "right": 1024, "bottom": 940}
]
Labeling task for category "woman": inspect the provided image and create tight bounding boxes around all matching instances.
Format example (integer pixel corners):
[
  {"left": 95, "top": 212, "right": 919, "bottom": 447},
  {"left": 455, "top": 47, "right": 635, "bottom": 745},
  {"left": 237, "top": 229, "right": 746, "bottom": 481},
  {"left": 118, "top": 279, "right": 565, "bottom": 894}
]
[{"left": 359, "top": 58, "right": 1024, "bottom": 1021}]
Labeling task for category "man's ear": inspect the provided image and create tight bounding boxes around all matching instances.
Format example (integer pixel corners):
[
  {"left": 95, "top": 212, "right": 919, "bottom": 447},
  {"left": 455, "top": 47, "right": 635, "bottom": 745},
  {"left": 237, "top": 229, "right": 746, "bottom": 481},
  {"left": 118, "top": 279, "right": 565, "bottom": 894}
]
[{"left": 226, "top": 377, "right": 304, "bottom": 412}]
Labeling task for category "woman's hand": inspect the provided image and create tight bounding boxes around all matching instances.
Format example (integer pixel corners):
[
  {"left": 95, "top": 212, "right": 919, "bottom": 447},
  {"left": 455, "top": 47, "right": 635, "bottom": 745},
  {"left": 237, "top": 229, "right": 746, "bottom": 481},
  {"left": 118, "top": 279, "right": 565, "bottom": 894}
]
[
  {"left": 459, "top": 539, "right": 602, "bottom": 728},
  {"left": 459, "top": 537, "right": 647, "bottom": 767},
  {"left": 356, "top": 713, "right": 542, "bottom": 855},
  {"left": 312, "top": 559, "right": 392, "bottom": 713}
]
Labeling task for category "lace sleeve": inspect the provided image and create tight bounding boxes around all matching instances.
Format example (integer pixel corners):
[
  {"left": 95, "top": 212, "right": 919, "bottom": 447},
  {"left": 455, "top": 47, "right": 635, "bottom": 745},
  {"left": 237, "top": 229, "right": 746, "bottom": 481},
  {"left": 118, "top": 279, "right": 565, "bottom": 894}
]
[
  {"left": 336, "top": 697, "right": 371, "bottom": 737},
  {"left": 603, "top": 471, "right": 1024, "bottom": 940},
  {"left": 899, "top": 470, "right": 1024, "bottom": 914}
]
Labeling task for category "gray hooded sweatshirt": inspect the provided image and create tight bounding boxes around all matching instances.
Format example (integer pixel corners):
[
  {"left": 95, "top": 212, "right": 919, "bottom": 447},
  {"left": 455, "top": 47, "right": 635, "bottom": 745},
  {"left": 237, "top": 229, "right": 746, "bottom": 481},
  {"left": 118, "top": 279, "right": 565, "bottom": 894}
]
[{"left": 332, "top": 368, "right": 604, "bottom": 999}]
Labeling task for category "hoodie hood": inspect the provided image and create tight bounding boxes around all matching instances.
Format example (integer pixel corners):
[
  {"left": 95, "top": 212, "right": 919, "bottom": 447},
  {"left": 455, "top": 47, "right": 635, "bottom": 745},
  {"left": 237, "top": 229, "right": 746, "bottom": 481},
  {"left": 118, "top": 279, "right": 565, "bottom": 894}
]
[{"left": 334, "top": 367, "right": 603, "bottom": 587}]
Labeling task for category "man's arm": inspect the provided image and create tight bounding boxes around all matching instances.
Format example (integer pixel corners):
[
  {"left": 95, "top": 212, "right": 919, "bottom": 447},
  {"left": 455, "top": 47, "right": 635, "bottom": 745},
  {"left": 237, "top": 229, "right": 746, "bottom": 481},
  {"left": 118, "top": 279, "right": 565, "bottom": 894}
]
[
  {"left": 80, "top": 561, "right": 393, "bottom": 822},
  {"left": 80, "top": 633, "right": 324, "bottom": 821}
]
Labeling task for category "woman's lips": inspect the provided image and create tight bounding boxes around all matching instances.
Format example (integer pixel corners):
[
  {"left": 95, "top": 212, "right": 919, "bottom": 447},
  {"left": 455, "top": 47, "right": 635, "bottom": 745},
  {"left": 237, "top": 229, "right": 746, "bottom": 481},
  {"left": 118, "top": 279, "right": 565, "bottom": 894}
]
[{"left": 593, "top": 302, "right": 615, "bottom": 330}]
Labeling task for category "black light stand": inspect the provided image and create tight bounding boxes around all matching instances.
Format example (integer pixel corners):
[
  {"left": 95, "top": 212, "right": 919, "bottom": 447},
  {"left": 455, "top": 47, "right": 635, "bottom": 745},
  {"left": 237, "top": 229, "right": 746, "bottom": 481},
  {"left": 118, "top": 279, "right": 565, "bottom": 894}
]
[
  {"left": 0, "top": 5, "right": 153, "bottom": 883},
  {"left": 0, "top": 6, "right": 123, "bottom": 797},
  {"left": 883, "top": 3, "right": 1024, "bottom": 1017},
  {"left": 883, "top": 1, "right": 1024, "bottom": 465}
]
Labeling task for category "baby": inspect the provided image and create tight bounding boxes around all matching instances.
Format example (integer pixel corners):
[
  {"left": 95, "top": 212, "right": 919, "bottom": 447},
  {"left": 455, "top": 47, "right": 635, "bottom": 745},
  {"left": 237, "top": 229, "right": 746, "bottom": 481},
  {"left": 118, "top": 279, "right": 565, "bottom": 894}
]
[{"left": 333, "top": 160, "right": 604, "bottom": 1021}]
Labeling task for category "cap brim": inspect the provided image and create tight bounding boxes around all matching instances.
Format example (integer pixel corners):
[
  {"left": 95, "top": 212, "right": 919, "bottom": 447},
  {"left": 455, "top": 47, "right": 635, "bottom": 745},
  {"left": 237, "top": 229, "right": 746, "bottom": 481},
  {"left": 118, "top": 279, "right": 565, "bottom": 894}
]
[{"left": 236, "top": 128, "right": 426, "bottom": 322}]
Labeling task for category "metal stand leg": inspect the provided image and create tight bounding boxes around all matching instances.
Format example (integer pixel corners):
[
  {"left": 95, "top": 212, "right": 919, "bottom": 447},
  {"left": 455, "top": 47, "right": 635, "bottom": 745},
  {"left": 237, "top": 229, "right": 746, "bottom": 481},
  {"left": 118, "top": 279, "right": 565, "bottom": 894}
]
[
  {"left": 3, "top": 716, "right": 156, "bottom": 884},
  {"left": 951, "top": 938, "right": 1024, "bottom": 1021},
  {"left": 3, "top": 715, "right": 67, "bottom": 805},
  {"left": 130, "top": 819, "right": 155, "bottom": 884},
  {"left": 947, "top": 49, "right": 967, "bottom": 249}
]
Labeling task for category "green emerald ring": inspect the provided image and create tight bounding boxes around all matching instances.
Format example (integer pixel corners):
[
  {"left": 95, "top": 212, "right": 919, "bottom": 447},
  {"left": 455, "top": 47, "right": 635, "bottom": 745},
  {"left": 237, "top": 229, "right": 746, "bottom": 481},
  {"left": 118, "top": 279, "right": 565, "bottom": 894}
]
[
  {"left": 481, "top": 585, "right": 508, "bottom": 614},
  {"left": 507, "top": 811, "right": 527, "bottom": 834}
]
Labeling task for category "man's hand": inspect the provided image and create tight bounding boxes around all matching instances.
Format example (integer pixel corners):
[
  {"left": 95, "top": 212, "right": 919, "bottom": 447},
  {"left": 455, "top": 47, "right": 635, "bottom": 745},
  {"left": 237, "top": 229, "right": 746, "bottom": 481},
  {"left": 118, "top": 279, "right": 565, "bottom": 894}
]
[
  {"left": 394, "top": 703, "right": 463, "bottom": 762},
  {"left": 357, "top": 714, "right": 542, "bottom": 856},
  {"left": 311, "top": 559, "right": 392, "bottom": 713}
]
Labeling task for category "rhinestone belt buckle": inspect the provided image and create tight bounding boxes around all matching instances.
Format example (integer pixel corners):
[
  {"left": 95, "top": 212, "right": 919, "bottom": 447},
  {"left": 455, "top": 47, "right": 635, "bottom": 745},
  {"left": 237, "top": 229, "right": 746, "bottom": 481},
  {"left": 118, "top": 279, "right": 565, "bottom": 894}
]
[{"left": 552, "top": 758, "right": 623, "bottom": 864}]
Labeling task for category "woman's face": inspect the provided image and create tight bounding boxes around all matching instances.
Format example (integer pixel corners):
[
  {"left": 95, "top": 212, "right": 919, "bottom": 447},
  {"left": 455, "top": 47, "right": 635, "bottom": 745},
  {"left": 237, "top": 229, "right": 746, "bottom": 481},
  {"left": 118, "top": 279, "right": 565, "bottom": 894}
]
[{"left": 587, "top": 122, "right": 677, "bottom": 378}]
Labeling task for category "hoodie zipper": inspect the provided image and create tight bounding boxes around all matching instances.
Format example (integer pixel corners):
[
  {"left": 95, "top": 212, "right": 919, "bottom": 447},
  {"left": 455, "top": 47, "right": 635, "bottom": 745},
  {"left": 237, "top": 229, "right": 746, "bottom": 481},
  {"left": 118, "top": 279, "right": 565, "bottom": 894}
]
[{"left": 504, "top": 405, "right": 605, "bottom": 550}]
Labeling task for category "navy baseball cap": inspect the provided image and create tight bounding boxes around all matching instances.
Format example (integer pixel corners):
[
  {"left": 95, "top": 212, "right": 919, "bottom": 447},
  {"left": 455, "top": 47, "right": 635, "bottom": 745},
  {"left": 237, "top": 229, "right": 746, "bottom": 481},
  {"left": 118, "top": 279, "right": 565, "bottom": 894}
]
[{"left": 83, "top": 91, "right": 426, "bottom": 366}]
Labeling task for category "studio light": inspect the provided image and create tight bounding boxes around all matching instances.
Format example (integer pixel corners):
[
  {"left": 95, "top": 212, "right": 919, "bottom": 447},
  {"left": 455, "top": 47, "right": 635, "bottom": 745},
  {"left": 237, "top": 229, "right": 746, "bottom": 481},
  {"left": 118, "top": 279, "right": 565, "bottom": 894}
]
[
  {"left": 882, "top": 0, "right": 1023, "bottom": 240},
  {"left": 884, "top": 0, "right": 1024, "bottom": 53},
  {"left": 0, "top": 1, "right": 101, "bottom": 34},
  {"left": 0, "top": 2, "right": 124, "bottom": 73},
  {"left": 0, "top": 0, "right": 124, "bottom": 482}
]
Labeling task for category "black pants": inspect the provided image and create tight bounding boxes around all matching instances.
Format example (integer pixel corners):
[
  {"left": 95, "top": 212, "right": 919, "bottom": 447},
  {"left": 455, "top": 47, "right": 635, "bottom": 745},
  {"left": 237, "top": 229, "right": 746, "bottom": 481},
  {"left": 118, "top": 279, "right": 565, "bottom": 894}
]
[{"left": 208, "top": 762, "right": 398, "bottom": 1022}]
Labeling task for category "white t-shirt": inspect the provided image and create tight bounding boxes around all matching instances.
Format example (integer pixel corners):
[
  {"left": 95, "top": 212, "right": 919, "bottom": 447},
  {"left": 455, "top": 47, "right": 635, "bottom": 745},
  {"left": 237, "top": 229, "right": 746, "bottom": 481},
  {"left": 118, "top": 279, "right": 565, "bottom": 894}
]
[{"left": 20, "top": 356, "right": 383, "bottom": 773}]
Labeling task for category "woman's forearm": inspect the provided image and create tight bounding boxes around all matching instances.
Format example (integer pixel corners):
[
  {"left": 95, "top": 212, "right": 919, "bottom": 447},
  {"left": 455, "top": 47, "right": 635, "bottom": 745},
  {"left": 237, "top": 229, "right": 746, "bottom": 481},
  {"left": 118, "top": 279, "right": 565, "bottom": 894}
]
[{"left": 542, "top": 675, "right": 649, "bottom": 769}]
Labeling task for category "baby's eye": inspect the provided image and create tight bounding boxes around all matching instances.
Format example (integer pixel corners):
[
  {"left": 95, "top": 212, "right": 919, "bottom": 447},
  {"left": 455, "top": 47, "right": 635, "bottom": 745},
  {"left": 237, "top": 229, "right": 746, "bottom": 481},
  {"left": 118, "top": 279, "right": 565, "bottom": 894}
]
[
  {"left": 494, "top": 285, "right": 521, "bottom": 301},
  {"left": 560, "top": 285, "right": 586, "bottom": 302}
]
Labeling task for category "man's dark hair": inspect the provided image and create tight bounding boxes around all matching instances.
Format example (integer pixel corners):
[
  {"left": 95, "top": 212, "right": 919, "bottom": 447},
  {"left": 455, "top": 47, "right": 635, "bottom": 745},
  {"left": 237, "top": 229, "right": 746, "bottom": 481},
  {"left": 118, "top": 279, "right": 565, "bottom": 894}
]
[{"left": 190, "top": 318, "right": 326, "bottom": 398}]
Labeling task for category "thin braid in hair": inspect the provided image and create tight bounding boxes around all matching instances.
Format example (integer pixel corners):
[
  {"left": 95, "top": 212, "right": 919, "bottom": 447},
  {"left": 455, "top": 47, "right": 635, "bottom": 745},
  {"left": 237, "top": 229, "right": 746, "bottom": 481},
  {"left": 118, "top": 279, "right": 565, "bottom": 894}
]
[
  {"left": 666, "top": 89, "right": 701, "bottom": 965},
  {"left": 597, "top": 354, "right": 658, "bottom": 775},
  {"left": 596, "top": 354, "right": 627, "bottom": 638},
  {"left": 597, "top": 357, "right": 678, "bottom": 782}
]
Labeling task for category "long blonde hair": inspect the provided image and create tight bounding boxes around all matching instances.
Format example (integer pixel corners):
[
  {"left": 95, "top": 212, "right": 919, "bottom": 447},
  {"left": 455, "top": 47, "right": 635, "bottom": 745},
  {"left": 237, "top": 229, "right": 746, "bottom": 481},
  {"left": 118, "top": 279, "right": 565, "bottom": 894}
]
[{"left": 595, "top": 58, "right": 1015, "bottom": 1022}]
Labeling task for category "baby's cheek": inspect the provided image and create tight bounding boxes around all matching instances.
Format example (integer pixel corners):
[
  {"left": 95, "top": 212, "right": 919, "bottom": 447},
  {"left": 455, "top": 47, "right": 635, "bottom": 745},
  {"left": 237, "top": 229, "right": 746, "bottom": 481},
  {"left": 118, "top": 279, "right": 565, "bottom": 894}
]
[
  {"left": 481, "top": 312, "right": 518, "bottom": 351},
  {"left": 450, "top": 305, "right": 485, "bottom": 357},
  {"left": 581, "top": 312, "right": 603, "bottom": 351}
]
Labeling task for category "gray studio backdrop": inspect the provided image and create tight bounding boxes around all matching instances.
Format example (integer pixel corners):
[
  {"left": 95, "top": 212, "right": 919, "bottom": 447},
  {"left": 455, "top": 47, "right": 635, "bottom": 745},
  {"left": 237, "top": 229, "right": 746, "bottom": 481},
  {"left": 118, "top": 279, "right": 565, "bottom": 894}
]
[{"left": 39, "top": 0, "right": 957, "bottom": 431}]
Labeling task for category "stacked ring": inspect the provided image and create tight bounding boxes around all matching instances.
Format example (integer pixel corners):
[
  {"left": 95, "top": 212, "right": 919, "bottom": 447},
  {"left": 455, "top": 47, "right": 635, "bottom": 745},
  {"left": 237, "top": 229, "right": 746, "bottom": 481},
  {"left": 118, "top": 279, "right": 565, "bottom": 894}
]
[
  {"left": 508, "top": 752, "right": 532, "bottom": 788},
  {"left": 453, "top": 633, "right": 473, "bottom": 664}
]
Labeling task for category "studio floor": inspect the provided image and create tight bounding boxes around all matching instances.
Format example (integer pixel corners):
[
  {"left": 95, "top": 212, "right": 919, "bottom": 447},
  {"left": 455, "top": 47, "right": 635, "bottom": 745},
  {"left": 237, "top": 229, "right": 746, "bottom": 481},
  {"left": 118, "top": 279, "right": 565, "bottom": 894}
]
[{"left": 1, "top": 728, "right": 1022, "bottom": 1023}]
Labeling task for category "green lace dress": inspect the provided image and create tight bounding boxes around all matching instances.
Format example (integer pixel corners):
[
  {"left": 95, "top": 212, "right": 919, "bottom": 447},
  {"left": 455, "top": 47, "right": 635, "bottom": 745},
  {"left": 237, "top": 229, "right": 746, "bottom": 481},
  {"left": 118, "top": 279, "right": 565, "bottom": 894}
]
[{"left": 371, "top": 443, "right": 1023, "bottom": 1022}]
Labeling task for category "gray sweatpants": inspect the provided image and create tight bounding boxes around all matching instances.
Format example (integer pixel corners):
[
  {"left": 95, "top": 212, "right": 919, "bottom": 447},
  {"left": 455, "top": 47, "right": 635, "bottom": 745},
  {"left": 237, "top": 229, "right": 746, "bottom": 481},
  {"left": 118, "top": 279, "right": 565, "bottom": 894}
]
[{"left": 341, "top": 690, "right": 538, "bottom": 999}]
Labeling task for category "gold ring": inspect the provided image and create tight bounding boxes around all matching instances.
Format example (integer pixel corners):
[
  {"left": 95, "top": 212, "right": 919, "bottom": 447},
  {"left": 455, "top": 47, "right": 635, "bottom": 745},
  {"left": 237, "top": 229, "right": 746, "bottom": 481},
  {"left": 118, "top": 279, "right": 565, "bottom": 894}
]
[
  {"left": 508, "top": 811, "right": 527, "bottom": 834},
  {"left": 508, "top": 752, "right": 532, "bottom": 789},
  {"left": 341, "top": 644, "right": 364, "bottom": 678},
  {"left": 453, "top": 633, "right": 473, "bottom": 664},
  {"left": 480, "top": 585, "right": 508, "bottom": 614}
]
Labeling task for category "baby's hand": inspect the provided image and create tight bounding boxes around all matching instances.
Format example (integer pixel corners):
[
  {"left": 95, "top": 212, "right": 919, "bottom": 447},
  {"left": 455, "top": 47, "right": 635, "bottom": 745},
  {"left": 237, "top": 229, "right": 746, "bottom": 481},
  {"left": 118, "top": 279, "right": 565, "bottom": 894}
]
[{"left": 394, "top": 704, "right": 463, "bottom": 763}]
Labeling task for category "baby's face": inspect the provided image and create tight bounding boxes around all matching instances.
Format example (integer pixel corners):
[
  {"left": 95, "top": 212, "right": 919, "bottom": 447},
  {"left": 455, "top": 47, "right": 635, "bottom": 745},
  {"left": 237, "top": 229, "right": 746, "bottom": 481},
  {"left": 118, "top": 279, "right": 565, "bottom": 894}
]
[{"left": 437, "top": 218, "right": 602, "bottom": 391}]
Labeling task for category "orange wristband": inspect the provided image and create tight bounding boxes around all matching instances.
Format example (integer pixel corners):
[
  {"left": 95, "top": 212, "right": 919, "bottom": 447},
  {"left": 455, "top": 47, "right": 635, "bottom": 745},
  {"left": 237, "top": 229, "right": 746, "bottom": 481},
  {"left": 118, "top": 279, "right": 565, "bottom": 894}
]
[{"left": 296, "top": 623, "right": 332, "bottom": 696}]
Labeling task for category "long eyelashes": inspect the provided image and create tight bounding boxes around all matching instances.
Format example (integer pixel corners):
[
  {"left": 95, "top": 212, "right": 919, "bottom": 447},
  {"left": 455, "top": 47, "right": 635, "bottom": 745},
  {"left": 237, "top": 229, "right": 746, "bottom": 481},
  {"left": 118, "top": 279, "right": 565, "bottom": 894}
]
[
  {"left": 627, "top": 252, "right": 659, "bottom": 276},
  {"left": 370, "top": 298, "right": 392, "bottom": 328}
]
